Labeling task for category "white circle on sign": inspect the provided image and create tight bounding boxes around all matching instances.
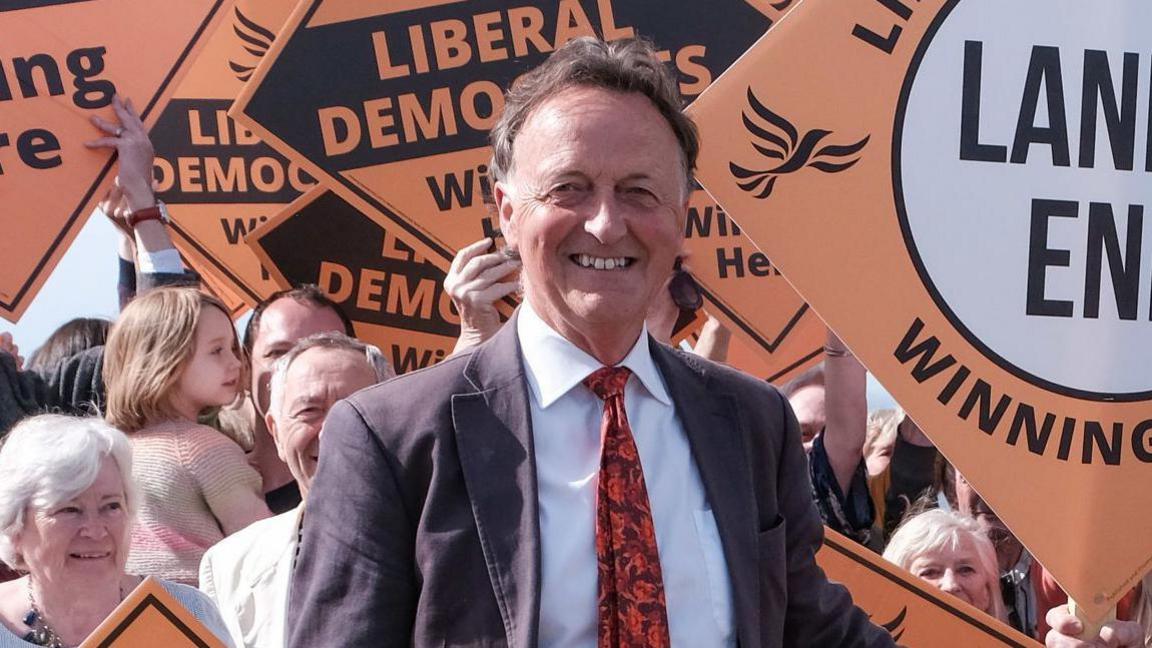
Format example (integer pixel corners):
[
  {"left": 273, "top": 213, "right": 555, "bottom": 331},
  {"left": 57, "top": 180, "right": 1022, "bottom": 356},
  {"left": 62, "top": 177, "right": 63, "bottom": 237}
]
[{"left": 898, "top": 0, "right": 1152, "bottom": 399}]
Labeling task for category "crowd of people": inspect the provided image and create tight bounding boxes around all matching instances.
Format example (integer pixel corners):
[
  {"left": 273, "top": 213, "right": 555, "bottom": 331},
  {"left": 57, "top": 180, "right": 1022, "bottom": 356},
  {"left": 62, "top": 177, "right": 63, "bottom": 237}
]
[{"left": 0, "top": 36, "right": 1145, "bottom": 648}]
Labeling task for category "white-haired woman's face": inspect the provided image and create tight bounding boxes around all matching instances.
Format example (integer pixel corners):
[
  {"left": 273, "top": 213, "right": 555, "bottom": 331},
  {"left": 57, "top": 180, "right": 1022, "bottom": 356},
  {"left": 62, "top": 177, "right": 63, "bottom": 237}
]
[
  {"left": 907, "top": 534, "right": 995, "bottom": 615},
  {"left": 16, "top": 457, "right": 129, "bottom": 585}
]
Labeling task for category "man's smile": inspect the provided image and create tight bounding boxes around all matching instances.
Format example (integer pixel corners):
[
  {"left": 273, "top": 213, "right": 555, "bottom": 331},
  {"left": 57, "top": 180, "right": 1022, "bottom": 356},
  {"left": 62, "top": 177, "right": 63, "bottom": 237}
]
[{"left": 570, "top": 254, "right": 636, "bottom": 270}]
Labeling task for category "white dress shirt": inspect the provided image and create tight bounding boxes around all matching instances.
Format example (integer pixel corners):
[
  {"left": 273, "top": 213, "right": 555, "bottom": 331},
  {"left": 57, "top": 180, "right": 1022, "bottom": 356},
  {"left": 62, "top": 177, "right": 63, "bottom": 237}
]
[{"left": 518, "top": 302, "right": 735, "bottom": 648}]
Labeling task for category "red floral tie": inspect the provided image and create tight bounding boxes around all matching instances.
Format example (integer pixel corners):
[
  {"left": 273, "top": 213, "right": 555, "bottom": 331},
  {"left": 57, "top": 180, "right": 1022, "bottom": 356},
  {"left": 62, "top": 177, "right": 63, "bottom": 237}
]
[{"left": 584, "top": 366, "right": 671, "bottom": 648}]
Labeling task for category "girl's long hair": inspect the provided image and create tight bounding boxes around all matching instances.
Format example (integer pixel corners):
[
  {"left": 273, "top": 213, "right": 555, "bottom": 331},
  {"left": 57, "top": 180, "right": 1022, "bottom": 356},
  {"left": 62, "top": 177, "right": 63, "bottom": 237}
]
[{"left": 104, "top": 288, "right": 235, "bottom": 432}]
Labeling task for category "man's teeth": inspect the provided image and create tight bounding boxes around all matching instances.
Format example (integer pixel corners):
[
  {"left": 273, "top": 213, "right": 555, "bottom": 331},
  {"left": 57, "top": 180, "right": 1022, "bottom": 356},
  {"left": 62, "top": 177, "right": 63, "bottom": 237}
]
[
  {"left": 575, "top": 254, "right": 631, "bottom": 269},
  {"left": 71, "top": 552, "right": 108, "bottom": 559}
]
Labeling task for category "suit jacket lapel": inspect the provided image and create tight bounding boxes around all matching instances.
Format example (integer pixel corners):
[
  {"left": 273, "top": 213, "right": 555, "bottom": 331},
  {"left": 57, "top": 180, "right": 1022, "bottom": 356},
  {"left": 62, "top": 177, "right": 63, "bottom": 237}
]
[
  {"left": 652, "top": 341, "right": 761, "bottom": 648},
  {"left": 451, "top": 313, "right": 541, "bottom": 648}
]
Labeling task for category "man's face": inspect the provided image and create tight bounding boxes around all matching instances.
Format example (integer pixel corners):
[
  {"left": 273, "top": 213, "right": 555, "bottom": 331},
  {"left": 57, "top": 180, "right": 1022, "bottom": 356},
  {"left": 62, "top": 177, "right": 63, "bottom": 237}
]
[
  {"left": 789, "top": 385, "right": 826, "bottom": 452},
  {"left": 249, "top": 298, "right": 347, "bottom": 416},
  {"left": 495, "top": 87, "right": 688, "bottom": 349},
  {"left": 266, "top": 347, "right": 378, "bottom": 497}
]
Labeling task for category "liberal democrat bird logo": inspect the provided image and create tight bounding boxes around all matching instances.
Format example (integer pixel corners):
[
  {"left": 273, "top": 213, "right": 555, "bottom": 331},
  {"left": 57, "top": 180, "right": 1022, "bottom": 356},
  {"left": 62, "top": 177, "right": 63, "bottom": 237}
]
[
  {"left": 229, "top": 7, "right": 276, "bottom": 83},
  {"left": 729, "top": 87, "right": 870, "bottom": 199}
]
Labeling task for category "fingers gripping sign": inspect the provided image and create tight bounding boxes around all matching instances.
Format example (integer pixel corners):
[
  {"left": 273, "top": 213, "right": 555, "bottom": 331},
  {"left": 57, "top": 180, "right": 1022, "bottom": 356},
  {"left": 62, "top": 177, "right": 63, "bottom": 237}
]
[
  {"left": 1044, "top": 604, "right": 1143, "bottom": 648},
  {"left": 85, "top": 95, "right": 156, "bottom": 212}
]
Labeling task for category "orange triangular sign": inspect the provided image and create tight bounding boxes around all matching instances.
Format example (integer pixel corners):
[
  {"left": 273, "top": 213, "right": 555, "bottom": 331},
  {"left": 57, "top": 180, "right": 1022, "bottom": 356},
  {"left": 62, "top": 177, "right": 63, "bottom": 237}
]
[
  {"left": 0, "top": 0, "right": 235, "bottom": 322},
  {"left": 80, "top": 577, "right": 227, "bottom": 647}
]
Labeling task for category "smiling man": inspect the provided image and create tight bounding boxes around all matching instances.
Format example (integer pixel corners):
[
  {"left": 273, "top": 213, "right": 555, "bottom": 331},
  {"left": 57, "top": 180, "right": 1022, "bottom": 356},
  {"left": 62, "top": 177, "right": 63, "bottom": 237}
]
[
  {"left": 199, "top": 332, "right": 390, "bottom": 648},
  {"left": 241, "top": 286, "right": 356, "bottom": 514},
  {"left": 289, "top": 37, "right": 893, "bottom": 648}
]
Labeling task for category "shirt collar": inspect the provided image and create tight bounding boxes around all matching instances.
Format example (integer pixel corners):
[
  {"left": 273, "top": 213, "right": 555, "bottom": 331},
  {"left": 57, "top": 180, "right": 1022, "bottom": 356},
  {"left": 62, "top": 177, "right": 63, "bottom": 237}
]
[{"left": 516, "top": 300, "right": 672, "bottom": 409}]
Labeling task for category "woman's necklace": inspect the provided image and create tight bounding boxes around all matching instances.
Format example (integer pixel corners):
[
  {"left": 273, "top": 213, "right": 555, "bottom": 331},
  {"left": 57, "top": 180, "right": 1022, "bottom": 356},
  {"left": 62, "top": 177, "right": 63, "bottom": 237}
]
[
  {"left": 22, "top": 579, "right": 126, "bottom": 648},
  {"left": 22, "top": 580, "right": 62, "bottom": 648}
]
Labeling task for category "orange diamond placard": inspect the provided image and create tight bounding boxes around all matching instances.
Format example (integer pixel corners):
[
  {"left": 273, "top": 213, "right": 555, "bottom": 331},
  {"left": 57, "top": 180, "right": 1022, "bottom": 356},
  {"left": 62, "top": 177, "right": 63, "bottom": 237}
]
[
  {"left": 686, "top": 190, "right": 824, "bottom": 383},
  {"left": 0, "top": 0, "right": 235, "bottom": 322},
  {"left": 690, "top": 0, "right": 1152, "bottom": 621},
  {"left": 248, "top": 187, "right": 461, "bottom": 373},
  {"left": 151, "top": 0, "right": 314, "bottom": 308},
  {"left": 231, "top": 0, "right": 821, "bottom": 374}
]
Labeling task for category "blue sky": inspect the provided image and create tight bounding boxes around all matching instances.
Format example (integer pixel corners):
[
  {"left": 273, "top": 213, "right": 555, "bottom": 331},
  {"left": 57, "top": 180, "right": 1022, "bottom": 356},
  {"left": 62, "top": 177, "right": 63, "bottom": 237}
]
[{"left": 8, "top": 216, "right": 122, "bottom": 354}]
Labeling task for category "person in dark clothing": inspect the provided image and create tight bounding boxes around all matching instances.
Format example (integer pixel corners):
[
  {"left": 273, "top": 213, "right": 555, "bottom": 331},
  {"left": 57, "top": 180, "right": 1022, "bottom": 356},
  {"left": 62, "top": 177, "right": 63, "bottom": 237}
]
[
  {"left": 24, "top": 318, "right": 110, "bottom": 374},
  {"left": 785, "top": 332, "right": 878, "bottom": 547}
]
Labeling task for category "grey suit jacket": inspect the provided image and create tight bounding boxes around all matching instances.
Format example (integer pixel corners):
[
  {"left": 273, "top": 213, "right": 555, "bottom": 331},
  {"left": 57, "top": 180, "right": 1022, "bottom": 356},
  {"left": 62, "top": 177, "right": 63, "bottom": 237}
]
[{"left": 288, "top": 314, "right": 893, "bottom": 647}]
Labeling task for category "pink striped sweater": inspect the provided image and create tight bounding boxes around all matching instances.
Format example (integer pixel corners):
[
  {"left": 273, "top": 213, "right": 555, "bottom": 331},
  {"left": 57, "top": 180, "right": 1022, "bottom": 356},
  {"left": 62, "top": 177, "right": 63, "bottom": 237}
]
[{"left": 126, "top": 420, "right": 271, "bottom": 586}]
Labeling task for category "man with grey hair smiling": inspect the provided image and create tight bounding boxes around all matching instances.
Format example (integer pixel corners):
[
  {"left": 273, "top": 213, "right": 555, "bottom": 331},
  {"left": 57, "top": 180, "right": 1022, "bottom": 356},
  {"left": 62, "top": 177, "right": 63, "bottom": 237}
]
[
  {"left": 290, "top": 36, "right": 892, "bottom": 647},
  {"left": 199, "top": 332, "right": 390, "bottom": 648}
]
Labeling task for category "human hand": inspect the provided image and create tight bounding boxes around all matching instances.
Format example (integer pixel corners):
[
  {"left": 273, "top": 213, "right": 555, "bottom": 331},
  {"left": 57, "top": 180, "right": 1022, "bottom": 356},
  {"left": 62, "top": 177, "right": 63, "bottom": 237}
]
[
  {"left": 1045, "top": 605, "right": 1143, "bottom": 647},
  {"left": 0, "top": 332, "right": 24, "bottom": 370},
  {"left": 97, "top": 181, "right": 125, "bottom": 221},
  {"left": 699, "top": 314, "right": 728, "bottom": 339},
  {"left": 692, "top": 314, "right": 731, "bottom": 362},
  {"left": 85, "top": 95, "right": 156, "bottom": 212},
  {"left": 97, "top": 182, "right": 137, "bottom": 254},
  {"left": 445, "top": 238, "right": 519, "bottom": 354}
]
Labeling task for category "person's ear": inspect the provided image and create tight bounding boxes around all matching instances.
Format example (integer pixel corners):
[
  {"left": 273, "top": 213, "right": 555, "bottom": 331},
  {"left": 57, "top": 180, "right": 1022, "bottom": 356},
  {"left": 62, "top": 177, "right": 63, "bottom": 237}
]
[
  {"left": 265, "top": 411, "right": 288, "bottom": 463},
  {"left": 494, "top": 182, "right": 518, "bottom": 250}
]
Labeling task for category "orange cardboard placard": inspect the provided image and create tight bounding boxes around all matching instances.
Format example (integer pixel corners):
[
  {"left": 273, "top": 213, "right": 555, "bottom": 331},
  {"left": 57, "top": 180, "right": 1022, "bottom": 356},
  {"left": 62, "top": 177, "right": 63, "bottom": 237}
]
[
  {"left": 151, "top": 0, "right": 314, "bottom": 308},
  {"left": 230, "top": 0, "right": 766, "bottom": 259},
  {"left": 685, "top": 190, "right": 824, "bottom": 382},
  {"left": 690, "top": 0, "right": 1152, "bottom": 621},
  {"left": 0, "top": 0, "right": 235, "bottom": 322},
  {"left": 230, "top": 0, "right": 819, "bottom": 374},
  {"left": 818, "top": 529, "right": 1040, "bottom": 647},
  {"left": 247, "top": 187, "right": 461, "bottom": 373},
  {"left": 690, "top": 304, "right": 823, "bottom": 386},
  {"left": 81, "top": 577, "right": 227, "bottom": 647}
]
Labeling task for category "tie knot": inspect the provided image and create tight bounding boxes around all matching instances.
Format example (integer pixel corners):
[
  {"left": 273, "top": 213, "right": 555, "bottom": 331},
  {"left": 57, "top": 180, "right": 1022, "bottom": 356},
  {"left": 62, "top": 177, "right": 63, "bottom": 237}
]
[{"left": 583, "top": 366, "right": 631, "bottom": 400}]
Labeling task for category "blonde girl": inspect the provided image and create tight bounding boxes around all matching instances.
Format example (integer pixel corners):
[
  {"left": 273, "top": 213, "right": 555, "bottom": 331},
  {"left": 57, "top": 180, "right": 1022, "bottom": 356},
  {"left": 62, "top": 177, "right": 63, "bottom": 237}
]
[{"left": 105, "top": 287, "right": 270, "bottom": 585}]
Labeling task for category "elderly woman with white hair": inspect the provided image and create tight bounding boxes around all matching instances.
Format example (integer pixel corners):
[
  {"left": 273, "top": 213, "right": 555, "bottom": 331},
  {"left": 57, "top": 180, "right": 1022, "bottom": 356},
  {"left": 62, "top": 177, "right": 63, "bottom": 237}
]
[
  {"left": 0, "top": 415, "right": 233, "bottom": 647},
  {"left": 883, "top": 508, "right": 1008, "bottom": 622}
]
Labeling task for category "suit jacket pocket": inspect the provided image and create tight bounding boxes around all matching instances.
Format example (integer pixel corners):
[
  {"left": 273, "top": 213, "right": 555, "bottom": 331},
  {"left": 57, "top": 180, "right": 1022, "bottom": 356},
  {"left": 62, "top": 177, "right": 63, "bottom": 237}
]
[{"left": 758, "top": 516, "right": 787, "bottom": 648}]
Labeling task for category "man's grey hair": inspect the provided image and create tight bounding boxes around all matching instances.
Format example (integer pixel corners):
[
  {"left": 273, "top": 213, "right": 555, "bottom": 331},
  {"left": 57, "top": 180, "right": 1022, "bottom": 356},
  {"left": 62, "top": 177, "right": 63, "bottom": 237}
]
[
  {"left": 488, "top": 36, "right": 699, "bottom": 194},
  {"left": 0, "top": 415, "right": 137, "bottom": 569},
  {"left": 268, "top": 332, "right": 393, "bottom": 417}
]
